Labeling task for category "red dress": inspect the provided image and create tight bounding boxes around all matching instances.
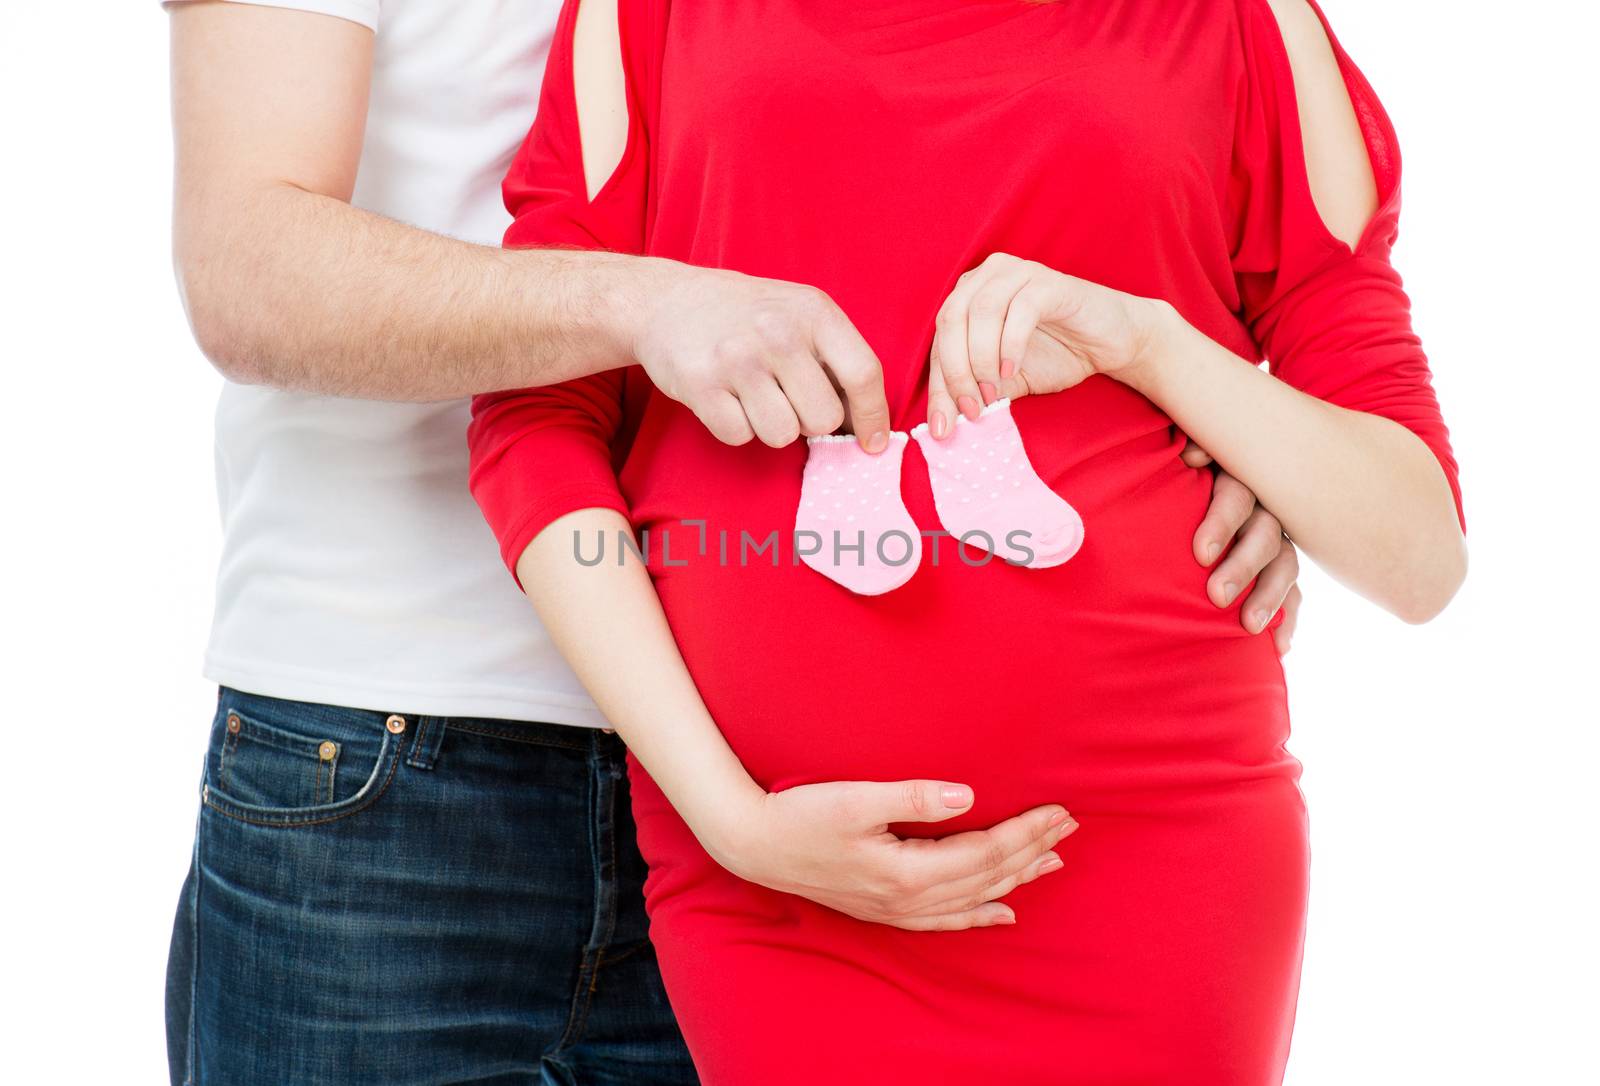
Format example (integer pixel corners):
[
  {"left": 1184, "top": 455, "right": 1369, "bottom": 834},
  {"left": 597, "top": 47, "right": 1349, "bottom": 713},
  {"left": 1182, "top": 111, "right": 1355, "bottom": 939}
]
[{"left": 470, "top": 2, "right": 1463, "bottom": 1082}]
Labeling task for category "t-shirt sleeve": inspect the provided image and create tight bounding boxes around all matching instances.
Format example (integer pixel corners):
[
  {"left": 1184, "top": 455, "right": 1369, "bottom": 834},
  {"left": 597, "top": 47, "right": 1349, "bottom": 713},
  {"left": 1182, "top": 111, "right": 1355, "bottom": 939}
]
[
  {"left": 161, "top": 0, "right": 380, "bottom": 32},
  {"left": 1231, "top": 0, "right": 1464, "bottom": 530},
  {"left": 467, "top": 0, "right": 666, "bottom": 582}
]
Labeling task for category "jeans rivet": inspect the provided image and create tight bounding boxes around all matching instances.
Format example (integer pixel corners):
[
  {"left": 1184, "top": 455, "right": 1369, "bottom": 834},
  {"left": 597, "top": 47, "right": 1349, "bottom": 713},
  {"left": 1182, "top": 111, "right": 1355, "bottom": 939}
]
[
  {"left": 226, "top": 714, "right": 241, "bottom": 734},
  {"left": 385, "top": 715, "right": 407, "bottom": 735},
  {"left": 318, "top": 741, "right": 337, "bottom": 760}
]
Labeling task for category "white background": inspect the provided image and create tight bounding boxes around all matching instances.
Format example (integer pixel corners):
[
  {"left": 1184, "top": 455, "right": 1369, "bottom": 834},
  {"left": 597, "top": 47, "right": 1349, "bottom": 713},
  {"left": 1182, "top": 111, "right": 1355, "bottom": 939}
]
[{"left": 2, "top": 2, "right": 1596, "bottom": 1083}]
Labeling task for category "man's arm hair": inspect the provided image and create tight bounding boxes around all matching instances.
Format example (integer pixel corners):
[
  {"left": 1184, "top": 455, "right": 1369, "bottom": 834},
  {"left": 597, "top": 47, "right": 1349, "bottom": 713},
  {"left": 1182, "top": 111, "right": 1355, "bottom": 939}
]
[{"left": 169, "top": 1, "right": 654, "bottom": 402}]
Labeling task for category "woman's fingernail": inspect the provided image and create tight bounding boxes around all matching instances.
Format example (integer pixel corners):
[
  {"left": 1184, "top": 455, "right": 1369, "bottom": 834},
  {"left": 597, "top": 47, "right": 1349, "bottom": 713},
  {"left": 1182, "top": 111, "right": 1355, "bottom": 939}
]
[
  {"left": 1221, "top": 581, "right": 1239, "bottom": 605},
  {"left": 1000, "top": 359, "right": 1016, "bottom": 379},
  {"left": 979, "top": 381, "right": 998, "bottom": 405},
  {"left": 1037, "top": 853, "right": 1064, "bottom": 875},
  {"left": 1047, "top": 810, "right": 1068, "bottom": 828},
  {"left": 957, "top": 395, "right": 981, "bottom": 419},
  {"left": 864, "top": 430, "right": 888, "bottom": 453},
  {"left": 1204, "top": 541, "right": 1221, "bottom": 564},
  {"left": 995, "top": 908, "right": 1017, "bottom": 925},
  {"left": 941, "top": 784, "right": 974, "bottom": 808},
  {"left": 931, "top": 411, "right": 950, "bottom": 439},
  {"left": 1248, "top": 610, "right": 1267, "bottom": 632}
]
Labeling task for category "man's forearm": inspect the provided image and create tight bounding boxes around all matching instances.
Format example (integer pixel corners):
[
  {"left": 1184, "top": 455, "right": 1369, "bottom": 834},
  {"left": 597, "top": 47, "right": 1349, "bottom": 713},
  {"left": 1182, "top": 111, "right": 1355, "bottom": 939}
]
[{"left": 175, "top": 182, "right": 661, "bottom": 401}]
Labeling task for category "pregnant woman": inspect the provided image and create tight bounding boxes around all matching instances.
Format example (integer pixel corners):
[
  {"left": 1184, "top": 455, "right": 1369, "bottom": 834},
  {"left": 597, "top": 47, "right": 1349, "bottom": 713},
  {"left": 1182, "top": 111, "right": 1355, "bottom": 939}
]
[{"left": 470, "top": 0, "right": 1466, "bottom": 1081}]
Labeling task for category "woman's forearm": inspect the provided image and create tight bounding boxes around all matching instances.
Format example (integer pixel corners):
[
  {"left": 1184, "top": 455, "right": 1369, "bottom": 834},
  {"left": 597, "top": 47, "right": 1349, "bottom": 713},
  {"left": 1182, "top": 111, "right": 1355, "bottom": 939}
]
[
  {"left": 1121, "top": 304, "right": 1466, "bottom": 622},
  {"left": 511, "top": 506, "right": 1078, "bottom": 929},
  {"left": 515, "top": 508, "right": 766, "bottom": 868}
]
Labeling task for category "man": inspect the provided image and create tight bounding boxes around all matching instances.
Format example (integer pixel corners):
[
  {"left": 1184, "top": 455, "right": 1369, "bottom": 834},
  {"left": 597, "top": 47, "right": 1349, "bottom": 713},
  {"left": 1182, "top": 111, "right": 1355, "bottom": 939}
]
[{"left": 163, "top": 1, "right": 1303, "bottom": 1083}]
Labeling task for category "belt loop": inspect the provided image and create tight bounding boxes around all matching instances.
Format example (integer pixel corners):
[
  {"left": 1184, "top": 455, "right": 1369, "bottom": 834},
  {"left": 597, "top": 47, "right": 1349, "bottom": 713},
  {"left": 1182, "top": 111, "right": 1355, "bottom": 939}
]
[{"left": 405, "top": 715, "right": 447, "bottom": 771}]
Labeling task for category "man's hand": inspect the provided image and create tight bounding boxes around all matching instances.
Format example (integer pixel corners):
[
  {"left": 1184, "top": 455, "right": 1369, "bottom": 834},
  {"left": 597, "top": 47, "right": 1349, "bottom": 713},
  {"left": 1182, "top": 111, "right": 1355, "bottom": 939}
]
[
  {"left": 169, "top": 1, "right": 895, "bottom": 428},
  {"left": 707, "top": 781, "right": 1078, "bottom": 930},
  {"left": 1183, "top": 439, "right": 1301, "bottom": 654},
  {"left": 630, "top": 263, "right": 892, "bottom": 452}
]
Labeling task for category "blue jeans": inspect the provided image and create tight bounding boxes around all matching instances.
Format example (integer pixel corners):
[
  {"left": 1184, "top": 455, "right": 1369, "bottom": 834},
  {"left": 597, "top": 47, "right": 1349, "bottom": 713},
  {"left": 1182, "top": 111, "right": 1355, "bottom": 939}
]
[{"left": 165, "top": 688, "right": 697, "bottom": 1086}]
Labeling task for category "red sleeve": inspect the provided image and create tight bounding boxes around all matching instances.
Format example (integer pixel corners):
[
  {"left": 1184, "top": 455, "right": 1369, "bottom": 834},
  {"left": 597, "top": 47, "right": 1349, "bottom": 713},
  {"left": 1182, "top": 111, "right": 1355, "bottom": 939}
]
[
  {"left": 1231, "top": 0, "right": 1464, "bottom": 531},
  {"left": 467, "top": 0, "right": 667, "bottom": 581}
]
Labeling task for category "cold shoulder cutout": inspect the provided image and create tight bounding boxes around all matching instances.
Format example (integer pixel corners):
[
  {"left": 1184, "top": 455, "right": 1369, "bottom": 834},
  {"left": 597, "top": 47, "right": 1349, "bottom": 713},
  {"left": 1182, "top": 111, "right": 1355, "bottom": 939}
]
[
  {"left": 470, "top": 0, "right": 670, "bottom": 580},
  {"left": 1261, "top": 0, "right": 1380, "bottom": 248},
  {"left": 1232, "top": 0, "right": 1463, "bottom": 528}
]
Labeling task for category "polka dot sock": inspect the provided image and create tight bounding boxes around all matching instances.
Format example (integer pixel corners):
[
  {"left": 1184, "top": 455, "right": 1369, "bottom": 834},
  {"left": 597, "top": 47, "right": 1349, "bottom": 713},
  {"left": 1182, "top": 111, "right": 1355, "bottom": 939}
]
[
  {"left": 795, "top": 433, "right": 923, "bottom": 596},
  {"left": 910, "top": 399, "right": 1084, "bottom": 568}
]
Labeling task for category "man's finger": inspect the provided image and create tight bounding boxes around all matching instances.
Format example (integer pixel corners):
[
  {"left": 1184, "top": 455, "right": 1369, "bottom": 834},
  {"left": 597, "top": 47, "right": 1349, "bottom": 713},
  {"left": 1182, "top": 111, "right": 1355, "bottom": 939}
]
[
  {"left": 1273, "top": 583, "right": 1301, "bottom": 656},
  {"left": 691, "top": 387, "right": 755, "bottom": 446},
  {"left": 774, "top": 352, "right": 847, "bottom": 438},
  {"left": 1208, "top": 506, "right": 1283, "bottom": 609},
  {"left": 1193, "top": 468, "right": 1257, "bottom": 569},
  {"left": 1239, "top": 533, "right": 1298, "bottom": 635},
  {"left": 813, "top": 309, "right": 890, "bottom": 452},
  {"left": 1179, "top": 436, "right": 1215, "bottom": 468},
  {"left": 733, "top": 374, "right": 803, "bottom": 448}
]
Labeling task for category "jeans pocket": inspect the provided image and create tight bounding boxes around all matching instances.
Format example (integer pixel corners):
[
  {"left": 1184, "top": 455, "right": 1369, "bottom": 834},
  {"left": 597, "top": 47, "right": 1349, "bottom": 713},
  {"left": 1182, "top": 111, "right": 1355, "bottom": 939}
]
[{"left": 202, "top": 691, "right": 405, "bottom": 828}]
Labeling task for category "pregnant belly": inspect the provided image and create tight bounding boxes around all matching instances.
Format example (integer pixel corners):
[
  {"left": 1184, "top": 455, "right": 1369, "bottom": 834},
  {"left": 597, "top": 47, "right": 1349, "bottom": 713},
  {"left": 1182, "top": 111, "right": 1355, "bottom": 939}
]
[{"left": 629, "top": 387, "right": 1295, "bottom": 823}]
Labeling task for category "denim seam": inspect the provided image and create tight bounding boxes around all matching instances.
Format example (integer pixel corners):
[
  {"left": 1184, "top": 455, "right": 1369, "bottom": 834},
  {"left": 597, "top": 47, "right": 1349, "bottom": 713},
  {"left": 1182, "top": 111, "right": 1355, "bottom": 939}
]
[
  {"left": 314, "top": 756, "right": 335, "bottom": 805},
  {"left": 596, "top": 938, "right": 648, "bottom": 968},
  {"left": 552, "top": 739, "right": 611, "bottom": 1056},
  {"left": 556, "top": 950, "right": 601, "bottom": 1056},
  {"left": 183, "top": 817, "right": 200, "bottom": 1086},
  {"left": 404, "top": 716, "right": 432, "bottom": 769},
  {"left": 201, "top": 734, "right": 402, "bottom": 828},
  {"left": 587, "top": 744, "right": 625, "bottom": 998},
  {"left": 217, "top": 723, "right": 240, "bottom": 793},
  {"left": 445, "top": 719, "right": 589, "bottom": 751},
  {"left": 595, "top": 757, "right": 621, "bottom": 961}
]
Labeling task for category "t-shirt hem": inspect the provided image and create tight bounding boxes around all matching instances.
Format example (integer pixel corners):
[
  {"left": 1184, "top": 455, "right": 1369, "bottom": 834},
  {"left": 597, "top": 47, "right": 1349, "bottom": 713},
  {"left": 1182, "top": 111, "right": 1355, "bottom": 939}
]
[
  {"left": 202, "top": 656, "right": 612, "bottom": 728},
  {"left": 160, "top": 0, "right": 380, "bottom": 33}
]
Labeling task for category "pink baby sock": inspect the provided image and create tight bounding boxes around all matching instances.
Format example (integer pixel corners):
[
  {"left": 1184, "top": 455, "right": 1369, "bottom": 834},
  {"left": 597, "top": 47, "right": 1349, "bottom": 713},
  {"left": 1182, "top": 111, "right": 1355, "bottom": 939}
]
[
  {"left": 910, "top": 399, "right": 1084, "bottom": 568},
  {"left": 795, "top": 433, "right": 923, "bottom": 595}
]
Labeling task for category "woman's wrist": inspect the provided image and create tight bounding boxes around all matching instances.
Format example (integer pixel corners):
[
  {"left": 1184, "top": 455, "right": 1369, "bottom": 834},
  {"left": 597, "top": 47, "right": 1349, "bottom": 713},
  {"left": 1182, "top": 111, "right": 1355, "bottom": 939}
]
[
  {"left": 672, "top": 767, "right": 771, "bottom": 878},
  {"left": 1107, "top": 295, "right": 1184, "bottom": 397}
]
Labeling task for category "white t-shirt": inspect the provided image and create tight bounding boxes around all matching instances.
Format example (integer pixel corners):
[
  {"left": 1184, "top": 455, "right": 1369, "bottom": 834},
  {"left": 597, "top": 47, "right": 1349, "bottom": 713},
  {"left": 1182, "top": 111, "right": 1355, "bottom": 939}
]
[{"left": 178, "top": 0, "right": 607, "bottom": 726}]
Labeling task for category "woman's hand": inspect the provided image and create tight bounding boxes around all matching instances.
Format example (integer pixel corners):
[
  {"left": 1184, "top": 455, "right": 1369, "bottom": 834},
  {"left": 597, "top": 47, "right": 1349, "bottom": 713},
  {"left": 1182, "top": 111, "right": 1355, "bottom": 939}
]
[
  {"left": 703, "top": 780, "right": 1080, "bottom": 930},
  {"left": 927, "top": 253, "right": 1301, "bottom": 650},
  {"left": 926, "top": 252, "right": 1163, "bottom": 435}
]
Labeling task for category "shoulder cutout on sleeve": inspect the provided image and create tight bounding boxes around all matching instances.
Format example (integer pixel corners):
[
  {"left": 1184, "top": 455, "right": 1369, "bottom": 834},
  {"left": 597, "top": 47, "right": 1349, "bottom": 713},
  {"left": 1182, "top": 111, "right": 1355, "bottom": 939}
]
[
  {"left": 572, "top": 0, "right": 630, "bottom": 201},
  {"left": 1263, "top": 0, "right": 1380, "bottom": 249}
]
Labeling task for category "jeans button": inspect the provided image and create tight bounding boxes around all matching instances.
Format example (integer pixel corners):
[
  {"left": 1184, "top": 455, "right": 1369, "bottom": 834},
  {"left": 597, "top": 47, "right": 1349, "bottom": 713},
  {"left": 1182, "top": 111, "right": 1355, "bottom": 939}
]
[{"left": 385, "top": 715, "right": 407, "bottom": 735}]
